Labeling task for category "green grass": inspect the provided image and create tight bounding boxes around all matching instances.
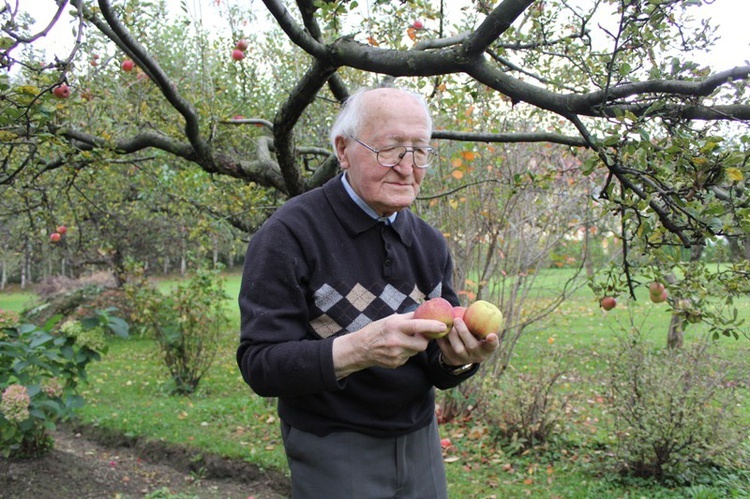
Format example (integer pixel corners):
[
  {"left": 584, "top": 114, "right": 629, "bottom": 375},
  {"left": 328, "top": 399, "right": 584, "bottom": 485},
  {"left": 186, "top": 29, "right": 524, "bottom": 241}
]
[
  {"left": 0, "top": 288, "right": 39, "bottom": 313},
  {"left": 78, "top": 335, "right": 288, "bottom": 473},
  {"left": 5, "top": 269, "right": 750, "bottom": 497}
]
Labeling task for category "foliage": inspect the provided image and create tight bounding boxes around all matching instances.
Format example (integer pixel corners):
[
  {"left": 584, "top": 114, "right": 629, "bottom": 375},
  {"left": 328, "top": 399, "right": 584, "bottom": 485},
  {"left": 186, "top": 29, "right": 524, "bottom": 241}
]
[
  {"left": 590, "top": 256, "right": 750, "bottom": 346},
  {"left": 479, "top": 351, "right": 571, "bottom": 454},
  {"left": 605, "top": 330, "right": 748, "bottom": 480},
  {"left": 123, "top": 262, "right": 230, "bottom": 395},
  {"left": 1, "top": 0, "right": 749, "bottom": 284},
  {"left": 0, "top": 308, "right": 127, "bottom": 458}
]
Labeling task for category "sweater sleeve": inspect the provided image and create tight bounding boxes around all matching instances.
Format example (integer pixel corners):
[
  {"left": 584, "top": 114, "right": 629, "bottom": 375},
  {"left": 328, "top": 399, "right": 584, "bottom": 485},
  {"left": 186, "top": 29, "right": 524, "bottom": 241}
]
[{"left": 236, "top": 218, "right": 343, "bottom": 398}]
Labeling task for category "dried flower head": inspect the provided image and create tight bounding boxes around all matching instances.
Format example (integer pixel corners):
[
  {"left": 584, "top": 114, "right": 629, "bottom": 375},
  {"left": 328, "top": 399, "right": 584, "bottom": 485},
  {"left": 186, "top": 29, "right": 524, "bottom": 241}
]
[{"left": 1, "top": 384, "right": 31, "bottom": 423}]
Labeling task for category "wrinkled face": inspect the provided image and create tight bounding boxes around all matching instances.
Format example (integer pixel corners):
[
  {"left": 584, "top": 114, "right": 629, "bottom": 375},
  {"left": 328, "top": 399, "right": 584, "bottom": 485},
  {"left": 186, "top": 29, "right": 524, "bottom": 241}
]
[{"left": 335, "top": 89, "right": 432, "bottom": 217}]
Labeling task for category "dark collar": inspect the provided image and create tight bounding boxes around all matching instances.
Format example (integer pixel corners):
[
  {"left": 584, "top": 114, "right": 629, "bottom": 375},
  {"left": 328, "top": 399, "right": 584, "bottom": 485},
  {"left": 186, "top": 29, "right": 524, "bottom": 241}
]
[{"left": 323, "top": 174, "right": 415, "bottom": 247}]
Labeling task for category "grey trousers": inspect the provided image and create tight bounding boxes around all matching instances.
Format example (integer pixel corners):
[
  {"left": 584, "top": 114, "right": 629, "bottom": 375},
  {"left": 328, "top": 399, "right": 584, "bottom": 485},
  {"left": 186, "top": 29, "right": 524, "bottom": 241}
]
[{"left": 280, "top": 417, "right": 448, "bottom": 499}]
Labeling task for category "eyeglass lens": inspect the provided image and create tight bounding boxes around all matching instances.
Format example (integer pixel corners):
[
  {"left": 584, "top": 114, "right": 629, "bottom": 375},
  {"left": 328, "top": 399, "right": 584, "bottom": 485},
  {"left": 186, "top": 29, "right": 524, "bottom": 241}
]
[{"left": 378, "top": 146, "right": 432, "bottom": 167}]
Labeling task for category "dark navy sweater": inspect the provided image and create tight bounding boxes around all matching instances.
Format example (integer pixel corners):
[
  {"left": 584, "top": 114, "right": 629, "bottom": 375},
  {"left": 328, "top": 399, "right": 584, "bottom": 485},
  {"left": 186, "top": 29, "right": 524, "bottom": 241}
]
[{"left": 237, "top": 174, "right": 477, "bottom": 437}]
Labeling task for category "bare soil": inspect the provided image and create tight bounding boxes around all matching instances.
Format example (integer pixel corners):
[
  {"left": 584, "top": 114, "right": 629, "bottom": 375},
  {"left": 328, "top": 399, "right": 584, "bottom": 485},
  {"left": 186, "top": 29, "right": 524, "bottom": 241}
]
[{"left": 0, "top": 423, "right": 290, "bottom": 499}]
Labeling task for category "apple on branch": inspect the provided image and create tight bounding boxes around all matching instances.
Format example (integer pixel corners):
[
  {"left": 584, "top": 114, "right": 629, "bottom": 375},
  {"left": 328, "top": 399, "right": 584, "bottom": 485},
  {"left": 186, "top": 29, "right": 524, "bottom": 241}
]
[
  {"left": 413, "top": 297, "right": 453, "bottom": 339},
  {"left": 649, "top": 282, "right": 668, "bottom": 303},
  {"left": 600, "top": 296, "right": 616, "bottom": 310},
  {"left": 52, "top": 84, "right": 70, "bottom": 99}
]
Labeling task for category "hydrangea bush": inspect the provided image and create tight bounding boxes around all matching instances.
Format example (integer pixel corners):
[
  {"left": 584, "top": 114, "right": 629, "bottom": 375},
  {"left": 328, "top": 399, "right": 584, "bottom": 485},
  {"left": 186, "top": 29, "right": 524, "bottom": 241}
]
[{"left": 0, "top": 307, "right": 128, "bottom": 458}]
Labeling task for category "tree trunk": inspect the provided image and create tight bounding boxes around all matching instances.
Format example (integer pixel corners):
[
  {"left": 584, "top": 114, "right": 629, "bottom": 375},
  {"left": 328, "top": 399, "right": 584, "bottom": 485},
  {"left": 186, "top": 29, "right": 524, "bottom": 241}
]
[
  {"left": 666, "top": 243, "right": 704, "bottom": 349},
  {"left": 727, "top": 235, "right": 750, "bottom": 261},
  {"left": 667, "top": 313, "right": 684, "bottom": 349}
]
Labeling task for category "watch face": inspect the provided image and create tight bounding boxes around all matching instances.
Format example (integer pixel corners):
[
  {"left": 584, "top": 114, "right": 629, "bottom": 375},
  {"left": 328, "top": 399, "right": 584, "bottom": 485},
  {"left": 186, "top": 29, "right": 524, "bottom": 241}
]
[{"left": 451, "top": 364, "right": 473, "bottom": 375}]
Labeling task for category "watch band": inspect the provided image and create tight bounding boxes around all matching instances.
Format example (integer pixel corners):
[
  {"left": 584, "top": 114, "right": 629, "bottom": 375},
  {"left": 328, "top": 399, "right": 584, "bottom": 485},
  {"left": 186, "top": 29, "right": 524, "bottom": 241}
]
[{"left": 439, "top": 353, "right": 476, "bottom": 376}]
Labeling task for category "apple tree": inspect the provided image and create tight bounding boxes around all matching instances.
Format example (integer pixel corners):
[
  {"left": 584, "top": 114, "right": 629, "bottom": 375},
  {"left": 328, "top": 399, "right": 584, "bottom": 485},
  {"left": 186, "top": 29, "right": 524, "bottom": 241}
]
[{"left": 1, "top": 0, "right": 749, "bottom": 344}]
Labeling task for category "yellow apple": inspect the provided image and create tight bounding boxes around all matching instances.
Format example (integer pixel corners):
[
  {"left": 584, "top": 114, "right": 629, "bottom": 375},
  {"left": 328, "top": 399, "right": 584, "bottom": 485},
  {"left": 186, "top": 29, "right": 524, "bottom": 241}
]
[{"left": 463, "top": 300, "right": 503, "bottom": 339}]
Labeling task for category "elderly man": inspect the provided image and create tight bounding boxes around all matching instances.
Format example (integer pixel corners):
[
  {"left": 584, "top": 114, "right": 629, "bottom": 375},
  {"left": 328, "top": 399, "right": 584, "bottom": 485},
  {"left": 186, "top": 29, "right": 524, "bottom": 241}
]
[{"left": 237, "top": 87, "right": 499, "bottom": 498}]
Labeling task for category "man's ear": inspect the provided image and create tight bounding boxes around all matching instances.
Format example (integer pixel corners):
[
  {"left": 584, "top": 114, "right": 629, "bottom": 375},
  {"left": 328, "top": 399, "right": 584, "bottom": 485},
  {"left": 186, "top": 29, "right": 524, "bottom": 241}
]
[{"left": 334, "top": 136, "right": 350, "bottom": 170}]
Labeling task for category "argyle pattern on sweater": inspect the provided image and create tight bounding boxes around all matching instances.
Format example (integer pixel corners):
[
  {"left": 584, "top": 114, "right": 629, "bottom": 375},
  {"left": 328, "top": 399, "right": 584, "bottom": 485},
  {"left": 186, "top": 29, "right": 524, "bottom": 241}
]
[{"left": 310, "top": 281, "right": 443, "bottom": 338}]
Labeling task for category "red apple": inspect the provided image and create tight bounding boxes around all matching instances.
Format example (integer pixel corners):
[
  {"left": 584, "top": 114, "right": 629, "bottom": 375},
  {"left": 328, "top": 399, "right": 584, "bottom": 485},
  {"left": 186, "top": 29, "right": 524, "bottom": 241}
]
[
  {"left": 412, "top": 20, "right": 424, "bottom": 29},
  {"left": 463, "top": 300, "right": 503, "bottom": 339},
  {"left": 52, "top": 84, "right": 70, "bottom": 99},
  {"left": 440, "top": 437, "right": 452, "bottom": 449},
  {"left": 650, "top": 289, "right": 668, "bottom": 303},
  {"left": 233, "top": 114, "right": 245, "bottom": 120},
  {"left": 121, "top": 59, "right": 135, "bottom": 72},
  {"left": 235, "top": 38, "right": 249, "bottom": 51},
  {"left": 413, "top": 297, "right": 453, "bottom": 339},
  {"left": 600, "top": 296, "right": 616, "bottom": 310},
  {"left": 231, "top": 49, "right": 245, "bottom": 61},
  {"left": 649, "top": 281, "right": 665, "bottom": 296},
  {"left": 452, "top": 306, "right": 466, "bottom": 321},
  {"left": 56, "top": 225, "right": 67, "bottom": 235},
  {"left": 49, "top": 232, "right": 61, "bottom": 243}
]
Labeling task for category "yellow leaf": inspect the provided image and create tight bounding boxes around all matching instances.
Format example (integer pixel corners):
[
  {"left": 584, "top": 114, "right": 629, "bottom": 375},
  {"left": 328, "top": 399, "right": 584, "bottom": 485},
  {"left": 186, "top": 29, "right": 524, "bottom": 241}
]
[
  {"left": 449, "top": 199, "right": 458, "bottom": 209},
  {"left": 367, "top": 36, "right": 379, "bottom": 46},
  {"left": 726, "top": 167, "right": 744, "bottom": 182}
]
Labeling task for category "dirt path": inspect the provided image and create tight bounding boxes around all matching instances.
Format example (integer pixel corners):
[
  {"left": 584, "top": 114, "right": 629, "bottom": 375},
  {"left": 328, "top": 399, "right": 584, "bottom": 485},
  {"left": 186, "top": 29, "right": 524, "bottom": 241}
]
[{"left": 0, "top": 424, "right": 289, "bottom": 499}]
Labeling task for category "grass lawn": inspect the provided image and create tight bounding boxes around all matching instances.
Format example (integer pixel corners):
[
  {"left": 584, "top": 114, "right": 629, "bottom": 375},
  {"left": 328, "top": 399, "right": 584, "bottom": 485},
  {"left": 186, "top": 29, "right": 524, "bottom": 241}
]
[{"left": 3, "top": 269, "right": 749, "bottom": 497}]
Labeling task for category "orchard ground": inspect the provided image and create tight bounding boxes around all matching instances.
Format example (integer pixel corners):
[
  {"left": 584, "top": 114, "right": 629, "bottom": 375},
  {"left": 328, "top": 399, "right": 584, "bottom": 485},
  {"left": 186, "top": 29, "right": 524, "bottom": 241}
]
[
  {"left": 0, "top": 422, "right": 288, "bottom": 499},
  {"left": 1, "top": 270, "right": 748, "bottom": 497}
]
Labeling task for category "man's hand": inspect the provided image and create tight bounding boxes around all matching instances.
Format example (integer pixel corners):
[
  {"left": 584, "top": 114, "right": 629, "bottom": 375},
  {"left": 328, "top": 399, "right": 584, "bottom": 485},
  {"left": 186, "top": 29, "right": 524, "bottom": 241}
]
[
  {"left": 435, "top": 317, "right": 500, "bottom": 367},
  {"left": 332, "top": 313, "right": 448, "bottom": 379}
]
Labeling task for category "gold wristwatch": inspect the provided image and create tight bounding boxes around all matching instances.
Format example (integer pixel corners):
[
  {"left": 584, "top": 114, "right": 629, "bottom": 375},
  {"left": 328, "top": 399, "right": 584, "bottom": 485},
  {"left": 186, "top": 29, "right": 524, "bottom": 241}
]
[{"left": 439, "top": 353, "right": 475, "bottom": 376}]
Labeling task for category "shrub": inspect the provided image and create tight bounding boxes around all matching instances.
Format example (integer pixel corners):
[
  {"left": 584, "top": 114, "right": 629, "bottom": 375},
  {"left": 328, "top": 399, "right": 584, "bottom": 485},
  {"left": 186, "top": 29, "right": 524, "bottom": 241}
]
[
  {"left": 480, "top": 352, "right": 571, "bottom": 454},
  {"left": 123, "top": 263, "right": 229, "bottom": 395},
  {"left": 605, "top": 332, "right": 747, "bottom": 480},
  {"left": 0, "top": 308, "right": 128, "bottom": 458}
]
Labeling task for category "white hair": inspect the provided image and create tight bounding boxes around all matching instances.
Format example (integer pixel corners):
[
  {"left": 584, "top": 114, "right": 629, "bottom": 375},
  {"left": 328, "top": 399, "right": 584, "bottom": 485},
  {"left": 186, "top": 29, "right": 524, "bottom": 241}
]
[{"left": 328, "top": 87, "right": 433, "bottom": 150}]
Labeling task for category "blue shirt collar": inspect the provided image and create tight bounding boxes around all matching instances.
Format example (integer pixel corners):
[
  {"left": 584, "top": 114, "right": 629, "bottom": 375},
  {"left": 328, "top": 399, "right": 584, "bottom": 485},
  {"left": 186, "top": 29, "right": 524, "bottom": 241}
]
[{"left": 341, "top": 173, "right": 398, "bottom": 224}]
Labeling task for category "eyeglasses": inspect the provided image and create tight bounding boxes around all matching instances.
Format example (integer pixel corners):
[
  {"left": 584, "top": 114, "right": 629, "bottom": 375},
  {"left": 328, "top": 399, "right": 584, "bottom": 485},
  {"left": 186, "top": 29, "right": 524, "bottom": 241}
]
[{"left": 348, "top": 136, "right": 435, "bottom": 169}]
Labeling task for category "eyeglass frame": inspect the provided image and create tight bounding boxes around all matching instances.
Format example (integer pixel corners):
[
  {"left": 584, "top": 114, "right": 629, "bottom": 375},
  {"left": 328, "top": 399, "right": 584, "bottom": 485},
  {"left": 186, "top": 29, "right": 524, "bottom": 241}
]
[{"left": 347, "top": 136, "right": 435, "bottom": 169}]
